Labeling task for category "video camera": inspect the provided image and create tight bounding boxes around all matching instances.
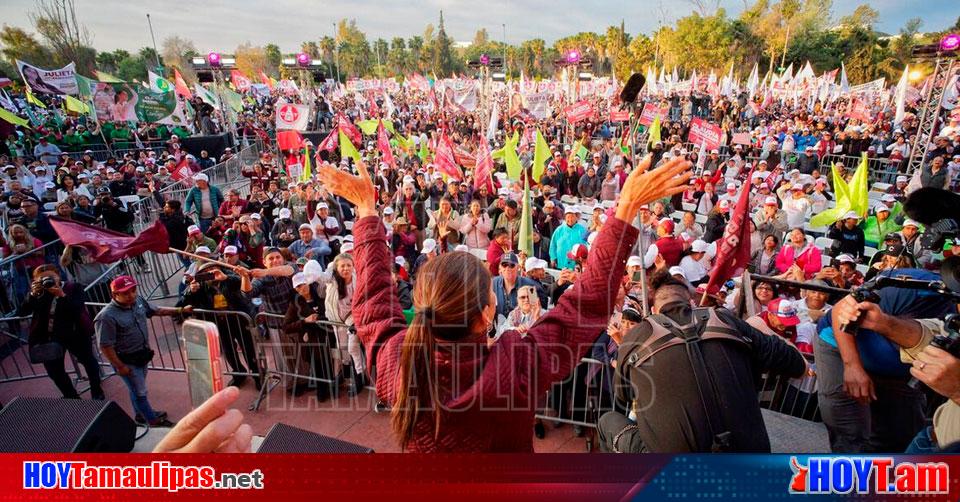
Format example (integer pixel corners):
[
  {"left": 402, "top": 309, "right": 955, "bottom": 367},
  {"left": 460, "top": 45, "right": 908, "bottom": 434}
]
[{"left": 904, "top": 188, "right": 960, "bottom": 292}]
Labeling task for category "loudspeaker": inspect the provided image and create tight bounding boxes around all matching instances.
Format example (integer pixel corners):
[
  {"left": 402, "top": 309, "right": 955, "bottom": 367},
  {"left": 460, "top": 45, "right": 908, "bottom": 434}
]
[
  {"left": 256, "top": 423, "right": 374, "bottom": 453},
  {"left": 619, "top": 73, "right": 647, "bottom": 104},
  {"left": 0, "top": 397, "right": 136, "bottom": 453}
]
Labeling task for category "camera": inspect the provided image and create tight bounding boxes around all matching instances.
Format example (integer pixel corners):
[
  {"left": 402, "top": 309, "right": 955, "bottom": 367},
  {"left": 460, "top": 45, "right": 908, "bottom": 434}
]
[
  {"left": 193, "top": 272, "right": 216, "bottom": 282},
  {"left": 40, "top": 276, "right": 56, "bottom": 289}
]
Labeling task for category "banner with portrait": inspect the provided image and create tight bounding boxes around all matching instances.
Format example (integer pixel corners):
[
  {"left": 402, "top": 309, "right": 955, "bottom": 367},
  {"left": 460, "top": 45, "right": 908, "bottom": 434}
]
[
  {"left": 17, "top": 60, "right": 79, "bottom": 95},
  {"left": 93, "top": 82, "right": 189, "bottom": 125}
]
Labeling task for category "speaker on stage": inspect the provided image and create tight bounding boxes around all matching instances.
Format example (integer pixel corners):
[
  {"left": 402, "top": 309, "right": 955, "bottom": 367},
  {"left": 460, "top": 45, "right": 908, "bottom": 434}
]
[
  {"left": 0, "top": 397, "right": 136, "bottom": 453},
  {"left": 256, "top": 423, "right": 374, "bottom": 453}
]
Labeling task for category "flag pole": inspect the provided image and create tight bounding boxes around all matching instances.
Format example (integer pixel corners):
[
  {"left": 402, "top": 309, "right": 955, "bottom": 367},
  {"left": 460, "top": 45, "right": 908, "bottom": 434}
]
[{"left": 168, "top": 247, "right": 246, "bottom": 273}]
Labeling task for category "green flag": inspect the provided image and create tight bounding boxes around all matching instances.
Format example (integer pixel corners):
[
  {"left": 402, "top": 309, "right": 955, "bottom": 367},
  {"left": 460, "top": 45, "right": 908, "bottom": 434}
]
[
  {"left": 301, "top": 145, "right": 312, "bottom": 182},
  {"left": 0, "top": 108, "right": 29, "bottom": 128},
  {"left": 532, "top": 129, "right": 550, "bottom": 183},
  {"left": 219, "top": 84, "right": 244, "bottom": 113},
  {"left": 848, "top": 153, "right": 870, "bottom": 218},
  {"left": 96, "top": 71, "right": 123, "bottom": 83},
  {"left": 648, "top": 114, "right": 661, "bottom": 146},
  {"left": 339, "top": 130, "right": 362, "bottom": 164},
  {"left": 357, "top": 119, "right": 395, "bottom": 135},
  {"left": 809, "top": 163, "right": 851, "bottom": 228},
  {"left": 517, "top": 175, "right": 534, "bottom": 257},
  {"left": 499, "top": 131, "right": 522, "bottom": 181},
  {"left": 417, "top": 140, "right": 429, "bottom": 162}
]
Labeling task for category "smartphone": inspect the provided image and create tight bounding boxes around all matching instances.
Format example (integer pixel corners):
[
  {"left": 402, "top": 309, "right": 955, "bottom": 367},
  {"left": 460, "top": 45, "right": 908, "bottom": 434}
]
[
  {"left": 631, "top": 270, "right": 643, "bottom": 282},
  {"left": 181, "top": 319, "right": 224, "bottom": 409}
]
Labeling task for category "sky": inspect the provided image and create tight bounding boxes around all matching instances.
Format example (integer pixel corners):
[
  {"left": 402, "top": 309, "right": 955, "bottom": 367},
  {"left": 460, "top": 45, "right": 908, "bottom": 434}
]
[{"left": 1, "top": 0, "right": 957, "bottom": 54}]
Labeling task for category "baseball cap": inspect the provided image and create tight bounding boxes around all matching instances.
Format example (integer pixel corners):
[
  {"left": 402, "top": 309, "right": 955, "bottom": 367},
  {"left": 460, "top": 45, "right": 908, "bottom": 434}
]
[
  {"left": 626, "top": 255, "right": 645, "bottom": 268},
  {"left": 903, "top": 219, "right": 920, "bottom": 228},
  {"left": 291, "top": 272, "right": 312, "bottom": 288},
  {"left": 691, "top": 240, "right": 710, "bottom": 253},
  {"left": 278, "top": 208, "right": 292, "bottom": 219},
  {"left": 668, "top": 266, "right": 686, "bottom": 279},
  {"left": 896, "top": 176, "right": 908, "bottom": 183},
  {"left": 764, "top": 196, "right": 778, "bottom": 206},
  {"left": 316, "top": 202, "right": 328, "bottom": 210},
  {"left": 718, "top": 200, "right": 730, "bottom": 211},
  {"left": 298, "top": 223, "right": 313, "bottom": 231},
  {"left": 110, "top": 275, "right": 138, "bottom": 293},
  {"left": 659, "top": 219, "right": 675, "bottom": 233},
  {"left": 249, "top": 213, "right": 261, "bottom": 220},
  {"left": 223, "top": 245, "right": 238, "bottom": 255},
  {"left": 726, "top": 182, "right": 737, "bottom": 190},
  {"left": 524, "top": 257, "right": 545, "bottom": 272},
  {"left": 394, "top": 256, "right": 407, "bottom": 267},
  {"left": 842, "top": 211, "right": 859, "bottom": 221},
  {"left": 880, "top": 194, "right": 897, "bottom": 203},
  {"left": 567, "top": 243, "right": 589, "bottom": 262},
  {"left": 383, "top": 206, "right": 394, "bottom": 215},
  {"left": 195, "top": 246, "right": 212, "bottom": 254},
  {"left": 884, "top": 232, "right": 903, "bottom": 243},
  {"left": 564, "top": 204, "right": 581, "bottom": 215},
  {"left": 769, "top": 298, "right": 800, "bottom": 327},
  {"left": 500, "top": 252, "right": 520, "bottom": 266},
  {"left": 187, "top": 225, "right": 201, "bottom": 235},
  {"left": 193, "top": 173, "right": 209, "bottom": 182},
  {"left": 836, "top": 254, "right": 856, "bottom": 264},
  {"left": 421, "top": 238, "right": 437, "bottom": 255},
  {"left": 885, "top": 243, "right": 906, "bottom": 255},
  {"left": 454, "top": 244, "right": 469, "bottom": 252}
]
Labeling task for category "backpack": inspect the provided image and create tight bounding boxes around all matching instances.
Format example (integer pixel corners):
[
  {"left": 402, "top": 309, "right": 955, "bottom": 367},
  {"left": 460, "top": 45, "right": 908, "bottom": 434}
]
[{"left": 623, "top": 307, "right": 751, "bottom": 452}]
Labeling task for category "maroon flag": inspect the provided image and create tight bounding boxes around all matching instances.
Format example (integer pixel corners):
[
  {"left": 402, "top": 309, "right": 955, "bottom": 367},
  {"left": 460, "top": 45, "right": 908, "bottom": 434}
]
[
  {"left": 276, "top": 130, "right": 304, "bottom": 151},
  {"left": 336, "top": 113, "right": 362, "bottom": 146},
  {"left": 473, "top": 138, "right": 495, "bottom": 192},
  {"left": 376, "top": 120, "right": 395, "bottom": 169},
  {"left": 317, "top": 128, "right": 339, "bottom": 152},
  {"left": 705, "top": 168, "right": 755, "bottom": 293},
  {"left": 50, "top": 217, "right": 170, "bottom": 264},
  {"left": 367, "top": 92, "right": 380, "bottom": 117},
  {"left": 433, "top": 131, "right": 463, "bottom": 180},
  {"left": 764, "top": 166, "right": 783, "bottom": 191}
]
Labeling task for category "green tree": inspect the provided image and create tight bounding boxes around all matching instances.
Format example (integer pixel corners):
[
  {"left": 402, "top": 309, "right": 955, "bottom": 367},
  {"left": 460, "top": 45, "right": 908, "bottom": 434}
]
[
  {"left": 264, "top": 43, "right": 282, "bottom": 74},
  {"left": 408, "top": 36, "right": 424, "bottom": 73},
  {"left": 336, "top": 19, "right": 371, "bottom": 77},
  {"left": 659, "top": 10, "right": 734, "bottom": 71},
  {"left": 431, "top": 12, "right": 455, "bottom": 76},
  {"left": 0, "top": 26, "right": 55, "bottom": 69},
  {"left": 388, "top": 37, "right": 407, "bottom": 75},
  {"left": 162, "top": 35, "right": 198, "bottom": 82}
]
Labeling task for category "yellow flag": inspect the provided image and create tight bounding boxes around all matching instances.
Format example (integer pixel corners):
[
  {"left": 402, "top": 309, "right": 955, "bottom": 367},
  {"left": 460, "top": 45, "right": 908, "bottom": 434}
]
[
  {"left": 809, "top": 163, "right": 851, "bottom": 228},
  {"left": 648, "top": 115, "right": 661, "bottom": 145},
  {"left": 301, "top": 146, "right": 312, "bottom": 182},
  {"left": 0, "top": 108, "right": 30, "bottom": 128},
  {"left": 339, "top": 130, "right": 362, "bottom": 165},
  {"left": 848, "top": 153, "right": 870, "bottom": 218},
  {"left": 63, "top": 95, "right": 90, "bottom": 115},
  {"left": 26, "top": 91, "right": 46, "bottom": 109},
  {"left": 532, "top": 129, "right": 551, "bottom": 183}
]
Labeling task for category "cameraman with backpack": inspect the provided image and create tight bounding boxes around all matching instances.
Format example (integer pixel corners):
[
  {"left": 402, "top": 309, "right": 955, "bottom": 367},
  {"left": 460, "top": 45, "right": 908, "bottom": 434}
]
[{"left": 598, "top": 272, "right": 808, "bottom": 453}]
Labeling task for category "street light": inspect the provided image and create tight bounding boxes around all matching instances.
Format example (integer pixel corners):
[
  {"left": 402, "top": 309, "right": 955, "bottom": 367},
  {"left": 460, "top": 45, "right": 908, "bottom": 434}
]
[
  {"left": 908, "top": 69, "right": 924, "bottom": 81},
  {"left": 296, "top": 53, "right": 312, "bottom": 67},
  {"left": 565, "top": 50, "right": 581, "bottom": 65},
  {"left": 941, "top": 33, "right": 960, "bottom": 52},
  {"left": 207, "top": 52, "right": 222, "bottom": 68}
]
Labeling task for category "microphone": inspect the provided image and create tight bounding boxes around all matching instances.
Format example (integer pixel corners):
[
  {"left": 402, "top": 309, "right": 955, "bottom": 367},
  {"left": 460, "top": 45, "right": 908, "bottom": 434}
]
[{"left": 619, "top": 73, "right": 646, "bottom": 104}]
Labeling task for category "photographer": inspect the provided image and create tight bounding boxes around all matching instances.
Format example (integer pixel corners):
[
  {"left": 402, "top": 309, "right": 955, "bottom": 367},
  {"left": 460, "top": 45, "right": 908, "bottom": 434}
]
[
  {"left": 833, "top": 295, "right": 960, "bottom": 452},
  {"left": 93, "top": 187, "right": 134, "bottom": 235},
  {"left": 598, "top": 271, "right": 807, "bottom": 453},
  {"left": 816, "top": 268, "right": 955, "bottom": 453},
  {"left": 17, "top": 265, "right": 103, "bottom": 400}
]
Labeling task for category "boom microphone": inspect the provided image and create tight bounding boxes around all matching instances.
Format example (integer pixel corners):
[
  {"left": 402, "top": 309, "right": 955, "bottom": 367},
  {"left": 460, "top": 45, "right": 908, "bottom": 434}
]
[
  {"left": 903, "top": 188, "right": 960, "bottom": 226},
  {"left": 619, "top": 73, "right": 646, "bottom": 104}
]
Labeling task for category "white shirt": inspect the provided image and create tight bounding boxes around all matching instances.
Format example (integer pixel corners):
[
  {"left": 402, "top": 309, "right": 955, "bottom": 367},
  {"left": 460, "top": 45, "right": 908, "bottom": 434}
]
[
  {"left": 680, "top": 255, "right": 708, "bottom": 283},
  {"left": 781, "top": 196, "right": 812, "bottom": 228}
]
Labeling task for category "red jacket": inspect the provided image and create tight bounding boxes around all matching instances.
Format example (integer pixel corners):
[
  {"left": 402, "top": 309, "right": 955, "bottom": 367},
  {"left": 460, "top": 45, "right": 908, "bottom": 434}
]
[
  {"left": 655, "top": 236, "right": 684, "bottom": 267},
  {"left": 352, "top": 216, "right": 637, "bottom": 452}
]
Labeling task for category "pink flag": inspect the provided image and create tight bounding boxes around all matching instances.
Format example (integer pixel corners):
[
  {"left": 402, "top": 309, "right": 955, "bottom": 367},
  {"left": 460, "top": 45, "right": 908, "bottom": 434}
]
[
  {"left": 433, "top": 131, "right": 463, "bottom": 180},
  {"left": 230, "top": 70, "right": 251, "bottom": 92},
  {"left": 173, "top": 69, "right": 192, "bottom": 99},
  {"left": 705, "top": 168, "right": 756, "bottom": 293},
  {"left": 50, "top": 218, "right": 170, "bottom": 264},
  {"left": 376, "top": 121, "right": 395, "bottom": 168},
  {"left": 764, "top": 166, "right": 783, "bottom": 191},
  {"left": 473, "top": 138, "right": 495, "bottom": 192},
  {"left": 317, "top": 128, "right": 339, "bottom": 152},
  {"left": 336, "top": 113, "right": 362, "bottom": 146}
]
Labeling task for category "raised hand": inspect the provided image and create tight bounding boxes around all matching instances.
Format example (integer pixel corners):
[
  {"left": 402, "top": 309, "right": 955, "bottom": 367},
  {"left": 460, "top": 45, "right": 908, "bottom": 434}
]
[
  {"left": 315, "top": 160, "right": 377, "bottom": 218},
  {"left": 616, "top": 155, "right": 693, "bottom": 222}
]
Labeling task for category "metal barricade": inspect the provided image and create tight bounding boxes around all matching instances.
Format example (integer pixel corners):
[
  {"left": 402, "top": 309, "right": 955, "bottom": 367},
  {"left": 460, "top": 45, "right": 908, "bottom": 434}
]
[
  {"left": 757, "top": 353, "right": 821, "bottom": 422},
  {"left": 535, "top": 356, "right": 613, "bottom": 452},
  {"left": 250, "top": 312, "right": 356, "bottom": 411}
]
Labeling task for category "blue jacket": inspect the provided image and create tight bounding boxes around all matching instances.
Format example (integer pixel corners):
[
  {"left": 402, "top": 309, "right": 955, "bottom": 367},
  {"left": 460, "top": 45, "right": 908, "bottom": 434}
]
[
  {"left": 184, "top": 185, "right": 224, "bottom": 219},
  {"left": 492, "top": 276, "right": 540, "bottom": 319},
  {"left": 549, "top": 222, "right": 588, "bottom": 269}
]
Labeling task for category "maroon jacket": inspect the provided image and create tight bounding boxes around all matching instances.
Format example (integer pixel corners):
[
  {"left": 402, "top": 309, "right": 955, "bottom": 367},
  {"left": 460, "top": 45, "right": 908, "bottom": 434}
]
[{"left": 352, "top": 215, "right": 637, "bottom": 452}]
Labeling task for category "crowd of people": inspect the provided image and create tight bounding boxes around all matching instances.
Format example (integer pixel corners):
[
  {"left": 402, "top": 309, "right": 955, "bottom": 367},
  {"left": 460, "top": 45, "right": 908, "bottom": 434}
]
[{"left": 1, "top": 70, "right": 959, "bottom": 453}]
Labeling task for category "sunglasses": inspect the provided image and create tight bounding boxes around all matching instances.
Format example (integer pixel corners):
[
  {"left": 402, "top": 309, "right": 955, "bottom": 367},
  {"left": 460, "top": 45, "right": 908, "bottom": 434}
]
[
  {"left": 518, "top": 295, "right": 530, "bottom": 301},
  {"left": 500, "top": 263, "right": 517, "bottom": 269}
]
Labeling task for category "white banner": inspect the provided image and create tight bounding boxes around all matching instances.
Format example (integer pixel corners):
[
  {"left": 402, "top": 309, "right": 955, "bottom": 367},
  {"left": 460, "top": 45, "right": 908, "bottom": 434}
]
[
  {"left": 523, "top": 91, "right": 552, "bottom": 120},
  {"left": 275, "top": 102, "right": 310, "bottom": 130},
  {"left": 17, "top": 60, "right": 78, "bottom": 95}
]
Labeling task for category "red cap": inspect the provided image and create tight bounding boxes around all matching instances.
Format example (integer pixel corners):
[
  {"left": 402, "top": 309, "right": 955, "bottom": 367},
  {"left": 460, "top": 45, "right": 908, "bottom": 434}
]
[
  {"left": 566, "top": 243, "right": 589, "bottom": 262},
  {"left": 769, "top": 298, "right": 800, "bottom": 327},
  {"left": 110, "top": 275, "right": 138, "bottom": 293},
  {"left": 659, "top": 219, "right": 675, "bottom": 233}
]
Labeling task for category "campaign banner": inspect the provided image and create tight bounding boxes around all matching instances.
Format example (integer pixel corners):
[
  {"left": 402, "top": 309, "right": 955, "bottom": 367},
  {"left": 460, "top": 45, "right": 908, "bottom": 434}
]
[
  {"left": 609, "top": 109, "right": 630, "bottom": 122},
  {"left": 638, "top": 102, "right": 667, "bottom": 126},
  {"left": 731, "top": 132, "right": 753, "bottom": 145},
  {"left": 275, "top": 102, "right": 310, "bottom": 130},
  {"left": 523, "top": 91, "right": 552, "bottom": 120},
  {"left": 849, "top": 78, "right": 885, "bottom": 94},
  {"left": 136, "top": 87, "right": 190, "bottom": 126},
  {"left": 847, "top": 98, "right": 873, "bottom": 122},
  {"left": 16, "top": 60, "right": 78, "bottom": 95},
  {"left": 92, "top": 82, "right": 140, "bottom": 122},
  {"left": 564, "top": 100, "right": 594, "bottom": 123},
  {"left": 449, "top": 80, "right": 478, "bottom": 112},
  {"left": 687, "top": 117, "right": 723, "bottom": 151}
]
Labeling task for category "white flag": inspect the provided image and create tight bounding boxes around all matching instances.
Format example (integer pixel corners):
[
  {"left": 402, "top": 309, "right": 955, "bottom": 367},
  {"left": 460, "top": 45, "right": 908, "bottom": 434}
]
[
  {"left": 148, "top": 70, "right": 173, "bottom": 94},
  {"left": 486, "top": 99, "right": 500, "bottom": 141},
  {"left": 194, "top": 83, "right": 220, "bottom": 107},
  {"left": 895, "top": 65, "right": 909, "bottom": 125},
  {"left": 275, "top": 102, "right": 310, "bottom": 130}
]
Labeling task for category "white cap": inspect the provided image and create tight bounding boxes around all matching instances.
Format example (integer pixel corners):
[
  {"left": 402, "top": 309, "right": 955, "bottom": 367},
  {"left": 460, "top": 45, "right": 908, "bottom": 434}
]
[
  {"left": 836, "top": 254, "right": 856, "bottom": 264},
  {"left": 454, "top": 244, "right": 469, "bottom": 253},
  {"left": 668, "top": 266, "right": 686, "bottom": 279},
  {"left": 764, "top": 196, "right": 778, "bottom": 206},
  {"left": 421, "top": 238, "right": 437, "bottom": 254},
  {"left": 250, "top": 213, "right": 261, "bottom": 220},
  {"left": 726, "top": 182, "right": 736, "bottom": 190},
  {"left": 299, "top": 223, "right": 313, "bottom": 231},
  {"left": 753, "top": 172, "right": 766, "bottom": 180},
  {"left": 193, "top": 173, "right": 209, "bottom": 182},
  {"left": 903, "top": 218, "right": 920, "bottom": 228},
  {"left": 35, "top": 166, "right": 47, "bottom": 171},
  {"left": 525, "top": 257, "right": 545, "bottom": 272},
  {"left": 135, "top": 166, "right": 145, "bottom": 172},
  {"left": 691, "top": 240, "right": 709, "bottom": 253},
  {"left": 279, "top": 208, "right": 292, "bottom": 219},
  {"left": 78, "top": 173, "right": 89, "bottom": 179},
  {"left": 718, "top": 199, "right": 730, "bottom": 210},
  {"left": 316, "top": 202, "right": 329, "bottom": 210},
  {"left": 710, "top": 149, "right": 719, "bottom": 154},
  {"left": 195, "top": 246, "right": 212, "bottom": 254},
  {"left": 880, "top": 194, "right": 896, "bottom": 202},
  {"left": 896, "top": 175, "right": 908, "bottom": 183},
  {"left": 44, "top": 181, "right": 55, "bottom": 189},
  {"left": 291, "top": 272, "right": 312, "bottom": 288},
  {"left": 188, "top": 225, "right": 201, "bottom": 234},
  {"left": 564, "top": 204, "right": 580, "bottom": 215},
  {"left": 341, "top": 242, "right": 355, "bottom": 253},
  {"left": 842, "top": 210, "right": 859, "bottom": 220},
  {"left": 874, "top": 202, "right": 890, "bottom": 213},
  {"left": 223, "top": 245, "right": 238, "bottom": 255},
  {"left": 394, "top": 256, "right": 407, "bottom": 267},
  {"left": 626, "top": 256, "right": 645, "bottom": 268},
  {"left": 303, "top": 259, "right": 323, "bottom": 279},
  {"left": 383, "top": 206, "right": 394, "bottom": 215}
]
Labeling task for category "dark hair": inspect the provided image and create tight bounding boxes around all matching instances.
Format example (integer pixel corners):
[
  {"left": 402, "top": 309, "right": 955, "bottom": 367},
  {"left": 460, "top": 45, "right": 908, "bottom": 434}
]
[
  {"left": 491, "top": 228, "right": 508, "bottom": 239},
  {"left": 505, "top": 200, "right": 518, "bottom": 210},
  {"left": 32, "top": 264, "right": 58, "bottom": 279},
  {"left": 332, "top": 254, "right": 354, "bottom": 298},
  {"left": 392, "top": 252, "right": 491, "bottom": 449},
  {"left": 165, "top": 199, "right": 182, "bottom": 211},
  {"left": 763, "top": 233, "right": 780, "bottom": 247},
  {"left": 752, "top": 280, "right": 779, "bottom": 298}
]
